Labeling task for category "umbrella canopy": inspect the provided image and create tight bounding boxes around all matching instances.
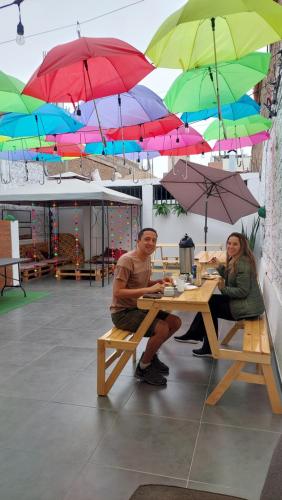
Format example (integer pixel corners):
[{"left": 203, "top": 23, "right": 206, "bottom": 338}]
[
  {"left": 0, "top": 137, "right": 53, "bottom": 152},
  {"left": 160, "top": 141, "right": 211, "bottom": 156},
  {"left": 32, "top": 143, "right": 86, "bottom": 157},
  {"left": 116, "top": 151, "right": 160, "bottom": 161},
  {"left": 212, "top": 131, "right": 270, "bottom": 151},
  {"left": 165, "top": 52, "right": 270, "bottom": 113},
  {"left": 0, "top": 151, "right": 62, "bottom": 162},
  {"left": 0, "top": 104, "right": 83, "bottom": 138},
  {"left": 0, "top": 71, "right": 44, "bottom": 114},
  {"left": 46, "top": 127, "right": 107, "bottom": 145},
  {"left": 146, "top": 0, "right": 282, "bottom": 70},
  {"left": 161, "top": 159, "right": 260, "bottom": 244},
  {"left": 181, "top": 94, "right": 260, "bottom": 124},
  {"left": 107, "top": 114, "right": 182, "bottom": 141},
  {"left": 204, "top": 115, "right": 272, "bottom": 140},
  {"left": 141, "top": 125, "right": 204, "bottom": 151},
  {"left": 23, "top": 37, "right": 154, "bottom": 102},
  {"left": 75, "top": 85, "right": 169, "bottom": 128},
  {"left": 85, "top": 140, "right": 142, "bottom": 155}
]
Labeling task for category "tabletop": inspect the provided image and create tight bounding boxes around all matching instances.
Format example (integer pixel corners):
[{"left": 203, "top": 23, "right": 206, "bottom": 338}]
[{"left": 0, "top": 258, "right": 30, "bottom": 266}]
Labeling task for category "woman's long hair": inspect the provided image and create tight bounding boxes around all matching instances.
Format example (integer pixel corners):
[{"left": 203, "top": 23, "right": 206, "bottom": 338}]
[{"left": 226, "top": 232, "right": 257, "bottom": 275}]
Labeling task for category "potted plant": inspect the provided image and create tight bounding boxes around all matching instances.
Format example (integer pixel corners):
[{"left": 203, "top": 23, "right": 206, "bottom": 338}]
[
  {"left": 241, "top": 216, "right": 260, "bottom": 251},
  {"left": 171, "top": 204, "right": 188, "bottom": 216},
  {"left": 153, "top": 202, "right": 171, "bottom": 217}
]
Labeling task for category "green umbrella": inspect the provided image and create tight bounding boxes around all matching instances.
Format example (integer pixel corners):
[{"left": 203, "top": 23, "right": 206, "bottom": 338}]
[
  {"left": 0, "top": 137, "right": 54, "bottom": 152},
  {"left": 146, "top": 0, "right": 282, "bottom": 70},
  {"left": 204, "top": 115, "right": 272, "bottom": 141},
  {"left": 164, "top": 52, "right": 271, "bottom": 113},
  {"left": 0, "top": 71, "right": 44, "bottom": 114}
]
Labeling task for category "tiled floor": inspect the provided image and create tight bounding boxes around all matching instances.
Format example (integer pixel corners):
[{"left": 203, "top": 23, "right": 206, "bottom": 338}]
[{"left": 0, "top": 277, "right": 281, "bottom": 500}]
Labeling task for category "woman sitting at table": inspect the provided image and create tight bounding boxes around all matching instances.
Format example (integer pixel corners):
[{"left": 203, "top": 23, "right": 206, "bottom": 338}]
[{"left": 174, "top": 232, "right": 265, "bottom": 357}]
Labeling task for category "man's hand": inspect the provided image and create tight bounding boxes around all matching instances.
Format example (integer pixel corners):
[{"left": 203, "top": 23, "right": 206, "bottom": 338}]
[
  {"left": 149, "top": 282, "right": 165, "bottom": 293},
  {"left": 162, "top": 276, "right": 173, "bottom": 285}
]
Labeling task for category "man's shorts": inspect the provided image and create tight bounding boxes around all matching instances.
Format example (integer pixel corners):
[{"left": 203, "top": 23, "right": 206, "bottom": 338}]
[{"left": 111, "top": 308, "right": 169, "bottom": 337}]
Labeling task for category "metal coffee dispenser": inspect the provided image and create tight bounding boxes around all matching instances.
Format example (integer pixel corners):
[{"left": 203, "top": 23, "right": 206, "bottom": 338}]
[{"left": 179, "top": 233, "right": 195, "bottom": 275}]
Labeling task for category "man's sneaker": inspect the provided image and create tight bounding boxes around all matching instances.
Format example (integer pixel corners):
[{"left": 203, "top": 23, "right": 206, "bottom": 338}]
[
  {"left": 152, "top": 353, "right": 169, "bottom": 374},
  {"left": 135, "top": 362, "right": 167, "bottom": 386},
  {"left": 174, "top": 332, "right": 202, "bottom": 343},
  {"left": 192, "top": 347, "right": 212, "bottom": 358}
]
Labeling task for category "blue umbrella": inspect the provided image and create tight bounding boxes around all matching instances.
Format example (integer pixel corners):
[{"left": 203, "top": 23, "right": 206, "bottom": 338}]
[
  {"left": 181, "top": 95, "right": 260, "bottom": 124},
  {"left": 0, "top": 150, "right": 62, "bottom": 162},
  {"left": 0, "top": 103, "right": 84, "bottom": 138},
  {"left": 85, "top": 140, "right": 142, "bottom": 155}
]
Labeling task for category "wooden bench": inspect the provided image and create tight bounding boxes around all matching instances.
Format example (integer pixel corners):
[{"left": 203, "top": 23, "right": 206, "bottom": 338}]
[
  {"left": 97, "top": 307, "right": 159, "bottom": 396},
  {"left": 97, "top": 327, "right": 137, "bottom": 396},
  {"left": 206, "top": 316, "right": 282, "bottom": 414}
]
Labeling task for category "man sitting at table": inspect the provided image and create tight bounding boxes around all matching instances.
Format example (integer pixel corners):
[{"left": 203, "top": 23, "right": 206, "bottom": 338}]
[{"left": 110, "top": 227, "right": 181, "bottom": 386}]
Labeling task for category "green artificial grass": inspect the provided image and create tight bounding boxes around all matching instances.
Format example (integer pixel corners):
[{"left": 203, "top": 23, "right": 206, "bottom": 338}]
[{"left": 0, "top": 290, "right": 49, "bottom": 315}]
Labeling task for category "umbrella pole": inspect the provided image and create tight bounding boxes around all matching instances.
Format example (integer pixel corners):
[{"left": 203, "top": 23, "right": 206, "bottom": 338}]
[
  {"left": 210, "top": 18, "right": 227, "bottom": 141},
  {"left": 204, "top": 196, "right": 208, "bottom": 251},
  {"left": 83, "top": 60, "right": 107, "bottom": 147}
]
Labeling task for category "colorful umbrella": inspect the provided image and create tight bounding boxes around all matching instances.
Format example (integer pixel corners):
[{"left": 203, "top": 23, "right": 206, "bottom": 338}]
[
  {"left": 160, "top": 141, "right": 212, "bottom": 156},
  {"left": 0, "top": 104, "right": 83, "bottom": 138},
  {"left": 212, "top": 131, "right": 270, "bottom": 151},
  {"left": 107, "top": 114, "right": 182, "bottom": 141},
  {"left": 116, "top": 151, "right": 160, "bottom": 161},
  {"left": 165, "top": 52, "right": 270, "bottom": 113},
  {"left": 46, "top": 127, "right": 106, "bottom": 145},
  {"left": 0, "top": 151, "right": 62, "bottom": 162},
  {"left": 23, "top": 37, "right": 154, "bottom": 102},
  {"left": 0, "top": 71, "right": 44, "bottom": 114},
  {"left": 75, "top": 85, "right": 170, "bottom": 129},
  {"left": 204, "top": 115, "right": 272, "bottom": 141},
  {"left": 32, "top": 143, "right": 86, "bottom": 157},
  {"left": 141, "top": 125, "right": 204, "bottom": 151},
  {"left": 0, "top": 137, "right": 53, "bottom": 152},
  {"left": 85, "top": 140, "right": 142, "bottom": 155},
  {"left": 146, "top": 0, "right": 282, "bottom": 70},
  {"left": 161, "top": 159, "right": 260, "bottom": 245},
  {"left": 181, "top": 95, "right": 260, "bottom": 124}
]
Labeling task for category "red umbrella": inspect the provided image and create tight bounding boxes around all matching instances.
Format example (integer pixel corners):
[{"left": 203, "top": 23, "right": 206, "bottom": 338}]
[
  {"left": 160, "top": 141, "right": 211, "bottom": 156},
  {"left": 161, "top": 159, "right": 259, "bottom": 245},
  {"left": 106, "top": 114, "right": 182, "bottom": 141},
  {"left": 23, "top": 37, "right": 154, "bottom": 103},
  {"left": 32, "top": 143, "right": 86, "bottom": 157}
]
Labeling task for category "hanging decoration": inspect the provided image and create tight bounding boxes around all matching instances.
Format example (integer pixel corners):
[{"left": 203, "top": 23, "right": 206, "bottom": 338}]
[
  {"left": 51, "top": 202, "right": 59, "bottom": 275},
  {"left": 73, "top": 200, "right": 80, "bottom": 269}
]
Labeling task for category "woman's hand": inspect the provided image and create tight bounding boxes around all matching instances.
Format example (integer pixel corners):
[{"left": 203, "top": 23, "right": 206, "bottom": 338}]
[
  {"left": 218, "top": 277, "right": 225, "bottom": 290},
  {"left": 209, "top": 256, "right": 220, "bottom": 267}
]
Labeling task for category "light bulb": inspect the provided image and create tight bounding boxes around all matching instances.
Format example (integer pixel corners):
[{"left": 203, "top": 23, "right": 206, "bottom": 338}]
[{"left": 16, "top": 21, "right": 25, "bottom": 45}]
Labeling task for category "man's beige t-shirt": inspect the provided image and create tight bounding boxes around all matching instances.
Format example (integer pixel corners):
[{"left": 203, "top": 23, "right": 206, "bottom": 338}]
[{"left": 110, "top": 250, "right": 151, "bottom": 313}]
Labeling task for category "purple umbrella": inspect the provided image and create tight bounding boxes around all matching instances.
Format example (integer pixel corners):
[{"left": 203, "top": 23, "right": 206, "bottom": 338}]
[
  {"left": 161, "top": 159, "right": 259, "bottom": 246},
  {"left": 116, "top": 151, "right": 160, "bottom": 161},
  {"left": 74, "top": 85, "right": 169, "bottom": 128},
  {"left": 142, "top": 125, "right": 204, "bottom": 151},
  {"left": 212, "top": 131, "right": 270, "bottom": 151},
  {"left": 0, "top": 150, "right": 62, "bottom": 162}
]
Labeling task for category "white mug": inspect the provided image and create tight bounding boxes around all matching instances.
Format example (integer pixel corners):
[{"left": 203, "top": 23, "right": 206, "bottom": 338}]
[{"left": 176, "top": 278, "right": 185, "bottom": 292}]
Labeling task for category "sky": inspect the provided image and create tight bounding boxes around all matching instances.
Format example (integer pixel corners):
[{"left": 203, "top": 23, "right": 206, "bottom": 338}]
[{"left": 0, "top": 0, "right": 213, "bottom": 178}]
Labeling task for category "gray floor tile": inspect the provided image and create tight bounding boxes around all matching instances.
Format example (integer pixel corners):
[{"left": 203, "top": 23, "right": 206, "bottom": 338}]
[
  {"left": 0, "top": 365, "right": 78, "bottom": 400},
  {"left": 91, "top": 413, "right": 199, "bottom": 478},
  {"left": 7, "top": 402, "right": 117, "bottom": 464},
  {"left": 52, "top": 372, "right": 136, "bottom": 411},
  {"left": 122, "top": 379, "right": 208, "bottom": 420},
  {"left": 203, "top": 382, "right": 282, "bottom": 432},
  {"left": 190, "top": 423, "right": 280, "bottom": 500},
  {"left": 27, "top": 346, "right": 96, "bottom": 371},
  {"left": 0, "top": 448, "right": 83, "bottom": 500},
  {"left": 21, "top": 327, "right": 99, "bottom": 348},
  {"left": 0, "top": 341, "right": 52, "bottom": 367},
  {"left": 64, "top": 462, "right": 186, "bottom": 500}
]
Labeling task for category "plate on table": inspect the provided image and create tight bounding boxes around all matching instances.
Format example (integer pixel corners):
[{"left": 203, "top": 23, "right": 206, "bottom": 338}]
[
  {"left": 184, "top": 284, "right": 198, "bottom": 290},
  {"left": 202, "top": 274, "right": 218, "bottom": 280}
]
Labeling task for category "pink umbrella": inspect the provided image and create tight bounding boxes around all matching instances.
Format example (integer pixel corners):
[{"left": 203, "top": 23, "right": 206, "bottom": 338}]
[
  {"left": 160, "top": 141, "right": 211, "bottom": 156},
  {"left": 161, "top": 159, "right": 260, "bottom": 245},
  {"left": 46, "top": 127, "right": 108, "bottom": 144},
  {"left": 142, "top": 125, "right": 204, "bottom": 151},
  {"left": 212, "top": 131, "right": 270, "bottom": 151}
]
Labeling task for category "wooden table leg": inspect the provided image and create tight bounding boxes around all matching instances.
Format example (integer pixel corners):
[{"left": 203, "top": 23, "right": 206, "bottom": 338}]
[{"left": 202, "top": 311, "right": 220, "bottom": 357}]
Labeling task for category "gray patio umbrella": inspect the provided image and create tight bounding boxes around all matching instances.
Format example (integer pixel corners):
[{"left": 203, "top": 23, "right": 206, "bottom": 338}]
[{"left": 161, "top": 159, "right": 260, "bottom": 246}]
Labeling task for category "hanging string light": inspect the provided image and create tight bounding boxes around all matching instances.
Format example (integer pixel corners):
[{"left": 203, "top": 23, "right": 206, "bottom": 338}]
[
  {"left": 74, "top": 201, "right": 80, "bottom": 270},
  {"left": 51, "top": 202, "right": 59, "bottom": 275}
]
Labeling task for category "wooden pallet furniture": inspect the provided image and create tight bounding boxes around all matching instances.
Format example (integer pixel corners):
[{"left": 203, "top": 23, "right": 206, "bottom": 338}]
[
  {"left": 56, "top": 263, "right": 114, "bottom": 281},
  {"left": 206, "top": 315, "right": 282, "bottom": 414},
  {"left": 151, "top": 243, "right": 180, "bottom": 275},
  {"left": 97, "top": 306, "right": 159, "bottom": 396}
]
